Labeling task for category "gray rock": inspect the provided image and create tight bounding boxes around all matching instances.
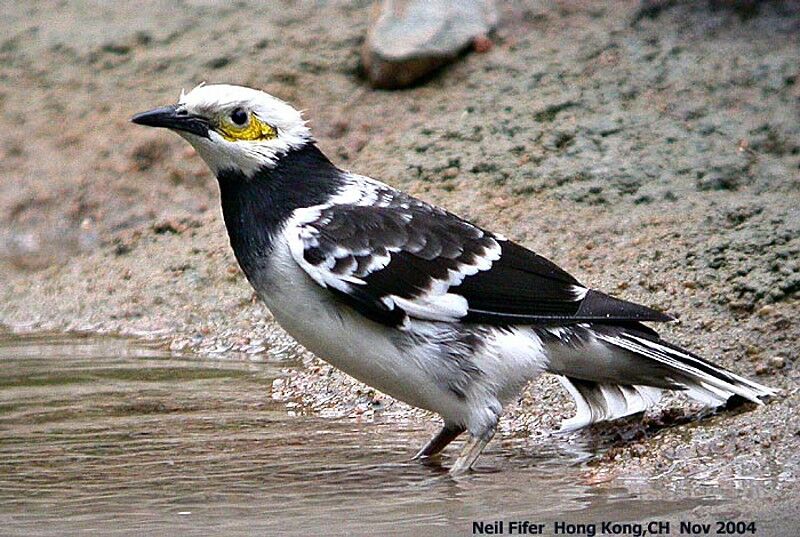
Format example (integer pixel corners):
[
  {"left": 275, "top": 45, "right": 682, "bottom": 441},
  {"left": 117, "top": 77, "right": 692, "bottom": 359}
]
[{"left": 362, "top": 0, "right": 497, "bottom": 89}]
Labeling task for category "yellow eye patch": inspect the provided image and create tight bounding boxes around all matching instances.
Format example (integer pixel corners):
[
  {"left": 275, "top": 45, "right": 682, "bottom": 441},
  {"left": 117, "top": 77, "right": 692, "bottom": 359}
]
[{"left": 217, "top": 114, "right": 277, "bottom": 142}]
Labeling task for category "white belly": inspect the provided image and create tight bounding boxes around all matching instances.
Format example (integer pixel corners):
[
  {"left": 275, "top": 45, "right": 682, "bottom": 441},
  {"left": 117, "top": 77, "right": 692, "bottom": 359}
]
[
  {"left": 250, "top": 241, "right": 548, "bottom": 430},
  {"left": 252, "top": 243, "right": 467, "bottom": 420}
]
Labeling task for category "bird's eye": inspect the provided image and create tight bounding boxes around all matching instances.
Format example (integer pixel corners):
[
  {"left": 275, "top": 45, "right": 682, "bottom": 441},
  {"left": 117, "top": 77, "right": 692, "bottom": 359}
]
[
  {"left": 216, "top": 109, "right": 276, "bottom": 142},
  {"left": 230, "top": 108, "right": 248, "bottom": 126}
]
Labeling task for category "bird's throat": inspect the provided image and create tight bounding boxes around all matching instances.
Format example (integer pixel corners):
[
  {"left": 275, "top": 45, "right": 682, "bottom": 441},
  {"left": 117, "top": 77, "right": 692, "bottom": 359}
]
[{"left": 216, "top": 143, "right": 344, "bottom": 277}]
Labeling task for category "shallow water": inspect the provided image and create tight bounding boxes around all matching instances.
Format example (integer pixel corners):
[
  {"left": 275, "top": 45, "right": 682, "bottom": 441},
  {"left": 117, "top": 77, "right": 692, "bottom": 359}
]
[{"left": 0, "top": 332, "right": 783, "bottom": 536}]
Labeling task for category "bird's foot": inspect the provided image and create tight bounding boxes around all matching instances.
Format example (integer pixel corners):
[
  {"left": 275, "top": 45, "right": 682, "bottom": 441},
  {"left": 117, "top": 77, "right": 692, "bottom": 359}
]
[
  {"left": 413, "top": 424, "right": 465, "bottom": 460},
  {"left": 449, "top": 431, "right": 493, "bottom": 476}
]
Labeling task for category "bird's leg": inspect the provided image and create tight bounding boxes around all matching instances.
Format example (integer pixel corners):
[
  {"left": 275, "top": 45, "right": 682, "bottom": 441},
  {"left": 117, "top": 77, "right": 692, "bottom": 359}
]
[
  {"left": 449, "top": 428, "right": 496, "bottom": 476},
  {"left": 412, "top": 423, "right": 466, "bottom": 460}
]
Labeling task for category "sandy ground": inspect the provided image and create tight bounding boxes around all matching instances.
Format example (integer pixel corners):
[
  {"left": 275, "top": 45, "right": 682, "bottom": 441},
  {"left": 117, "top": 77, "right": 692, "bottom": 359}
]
[{"left": 1, "top": 0, "right": 799, "bottom": 503}]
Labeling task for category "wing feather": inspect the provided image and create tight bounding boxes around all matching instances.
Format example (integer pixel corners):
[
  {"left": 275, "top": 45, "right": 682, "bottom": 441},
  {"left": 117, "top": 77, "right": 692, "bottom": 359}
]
[{"left": 285, "top": 183, "right": 673, "bottom": 327}]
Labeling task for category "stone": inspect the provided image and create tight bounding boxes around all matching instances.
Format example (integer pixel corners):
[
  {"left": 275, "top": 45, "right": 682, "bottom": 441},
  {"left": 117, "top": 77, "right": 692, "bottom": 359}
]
[
  {"left": 362, "top": 0, "right": 497, "bottom": 89},
  {"left": 769, "top": 356, "right": 786, "bottom": 369}
]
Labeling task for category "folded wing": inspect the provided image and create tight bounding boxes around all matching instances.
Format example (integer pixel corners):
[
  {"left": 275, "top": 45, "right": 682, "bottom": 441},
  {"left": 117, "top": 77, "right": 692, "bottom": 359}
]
[{"left": 285, "top": 190, "right": 673, "bottom": 327}]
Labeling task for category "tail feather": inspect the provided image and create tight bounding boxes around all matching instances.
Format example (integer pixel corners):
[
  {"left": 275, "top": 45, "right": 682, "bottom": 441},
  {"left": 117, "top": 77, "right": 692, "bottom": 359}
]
[
  {"left": 595, "top": 331, "right": 777, "bottom": 405},
  {"left": 546, "top": 324, "right": 778, "bottom": 431},
  {"left": 558, "top": 377, "right": 662, "bottom": 432}
]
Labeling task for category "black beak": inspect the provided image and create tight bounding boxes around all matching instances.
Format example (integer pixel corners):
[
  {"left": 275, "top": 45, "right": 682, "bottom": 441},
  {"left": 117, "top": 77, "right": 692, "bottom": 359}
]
[{"left": 131, "top": 105, "right": 210, "bottom": 139}]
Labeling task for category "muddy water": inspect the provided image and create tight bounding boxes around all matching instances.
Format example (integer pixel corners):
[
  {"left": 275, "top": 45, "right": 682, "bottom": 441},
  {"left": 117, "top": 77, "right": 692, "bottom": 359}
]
[{"left": 0, "top": 332, "right": 758, "bottom": 536}]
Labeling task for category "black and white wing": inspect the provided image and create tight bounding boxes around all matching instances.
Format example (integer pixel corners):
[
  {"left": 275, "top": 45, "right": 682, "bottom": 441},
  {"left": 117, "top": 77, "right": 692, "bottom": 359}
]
[{"left": 284, "top": 187, "right": 674, "bottom": 327}]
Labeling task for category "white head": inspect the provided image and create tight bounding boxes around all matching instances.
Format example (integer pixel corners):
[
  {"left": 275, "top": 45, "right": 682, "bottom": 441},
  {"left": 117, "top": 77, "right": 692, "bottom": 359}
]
[{"left": 132, "top": 84, "right": 312, "bottom": 177}]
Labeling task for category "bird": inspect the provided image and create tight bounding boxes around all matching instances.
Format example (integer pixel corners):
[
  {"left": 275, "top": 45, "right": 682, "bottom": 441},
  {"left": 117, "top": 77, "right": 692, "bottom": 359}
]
[{"left": 132, "top": 84, "right": 776, "bottom": 475}]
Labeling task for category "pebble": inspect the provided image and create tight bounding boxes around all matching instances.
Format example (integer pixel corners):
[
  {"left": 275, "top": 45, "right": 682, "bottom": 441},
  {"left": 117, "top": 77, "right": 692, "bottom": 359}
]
[
  {"left": 442, "top": 166, "right": 459, "bottom": 179},
  {"left": 472, "top": 34, "right": 493, "bottom": 53},
  {"left": 768, "top": 356, "right": 785, "bottom": 369},
  {"left": 757, "top": 305, "right": 776, "bottom": 317},
  {"left": 362, "top": 0, "right": 497, "bottom": 89}
]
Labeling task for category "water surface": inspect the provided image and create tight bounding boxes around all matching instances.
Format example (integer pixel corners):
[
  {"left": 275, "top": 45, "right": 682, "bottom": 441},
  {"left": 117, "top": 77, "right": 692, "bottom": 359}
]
[{"left": 0, "top": 332, "right": 768, "bottom": 536}]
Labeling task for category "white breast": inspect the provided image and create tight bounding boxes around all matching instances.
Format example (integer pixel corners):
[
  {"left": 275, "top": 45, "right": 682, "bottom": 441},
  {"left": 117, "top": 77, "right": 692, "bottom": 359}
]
[
  {"left": 251, "top": 239, "right": 470, "bottom": 419},
  {"left": 252, "top": 237, "right": 549, "bottom": 431}
]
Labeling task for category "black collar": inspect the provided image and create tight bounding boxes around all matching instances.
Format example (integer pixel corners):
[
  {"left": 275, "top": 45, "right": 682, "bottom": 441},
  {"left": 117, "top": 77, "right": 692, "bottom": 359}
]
[{"left": 216, "top": 143, "right": 344, "bottom": 274}]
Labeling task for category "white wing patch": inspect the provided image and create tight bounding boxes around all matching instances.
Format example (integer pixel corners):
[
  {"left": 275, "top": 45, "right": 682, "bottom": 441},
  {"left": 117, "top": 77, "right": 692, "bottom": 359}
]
[
  {"left": 286, "top": 206, "right": 364, "bottom": 292},
  {"left": 283, "top": 177, "right": 502, "bottom": 324},
  {"left": 392, "top": 293, "right": 468, "bottom": 322}
]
